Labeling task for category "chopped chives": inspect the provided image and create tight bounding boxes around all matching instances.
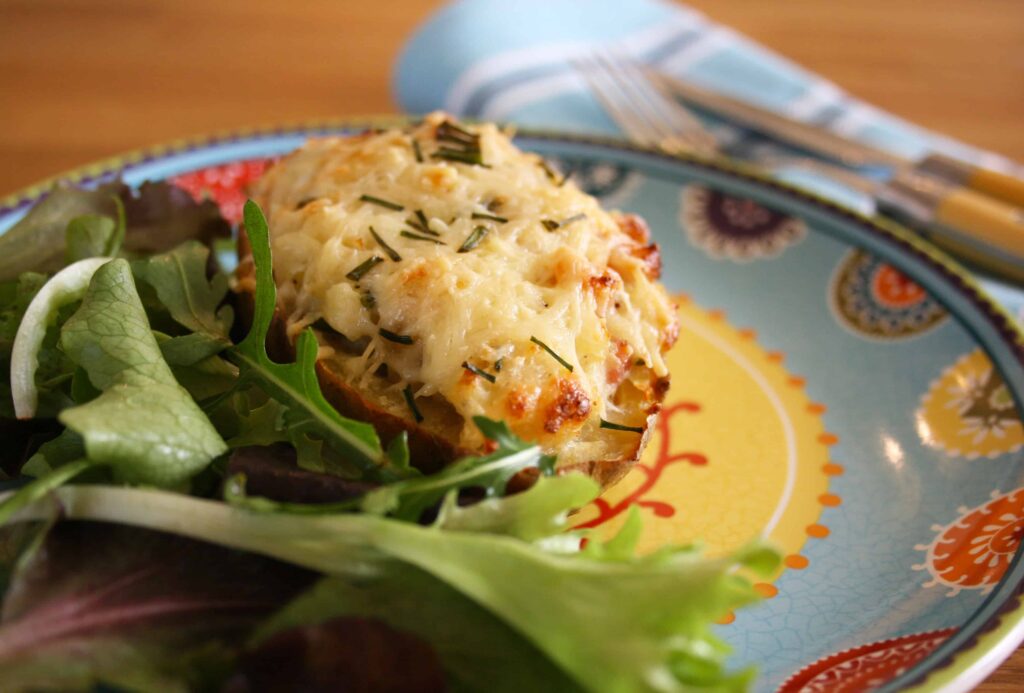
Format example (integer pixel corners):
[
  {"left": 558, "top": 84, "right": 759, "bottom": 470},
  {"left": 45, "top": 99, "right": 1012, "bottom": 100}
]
[
  {"left": 561, "top": 213, "right": 587, "bottom": 227},
  {"left": 346, "top": 255, "right": 384, "bottom": 281},
  {"left": 542, "top": 213, "right": 586, "bottom": 232},
  {"left": 415, "top": 209, "right": 430, "bottom": 230},
  {"left": 360, "top": 291, "right": 376, "bottom": 309},
  {"left": 471, "top": 211, "right": 508, "bottom": 223},
  {"left": 403, "top": 385, "right": 424, "bottom": 423},
  {"left": 400, "top": 230, "right": 446, "bottom": 245},
  {"left": 359, "top": 194, "right": 404, "bottom": 211},
  {"left": 494, "top": 357, "right": 503, "bottom": 372},
  {"left": 368, "top": 226, "right": 402, "bottom": 261},
  {"left": 599, "top": 418, "right": 644, "bottom": 434},
  {"left": 436, "top": 120, "right": 477, "bottom": 144},
  {"left": 530, "top": 336, "right": 573, "bottom": 372},
  {"left": 462, "top": 361, "right": 497, "bottom": 383},
  {"left": 379, "top": 328, "right": 414, "bottom": 345},
  {"left": 412, "top": 139, "right": 423, "bottom": 163},
  {"left": 457, "top": 226, "right": 489, "bottom": 253},
  {"left": 433, "top": 148, "right": 488, "bottom": 166},
  {"left": 405, "top": 217, "right": 438, "bottom": 236},
  {"left": 540, "top": 160, "right": 565, "bottom": 186}
]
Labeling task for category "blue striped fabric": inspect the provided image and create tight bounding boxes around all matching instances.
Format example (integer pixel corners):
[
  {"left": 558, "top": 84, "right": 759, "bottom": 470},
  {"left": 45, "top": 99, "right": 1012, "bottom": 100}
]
[{"left": 393, "top": 0, "right": 1024, "bottom": 317}]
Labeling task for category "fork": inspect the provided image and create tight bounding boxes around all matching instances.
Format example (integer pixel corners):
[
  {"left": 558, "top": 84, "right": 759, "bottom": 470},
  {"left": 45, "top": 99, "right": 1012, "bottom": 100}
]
[
  {"left": 572, "top": 52, "right": 719, "bottom": 157},
  {"left": 573, "top": 51, "right": 880, "bottom": 191}
]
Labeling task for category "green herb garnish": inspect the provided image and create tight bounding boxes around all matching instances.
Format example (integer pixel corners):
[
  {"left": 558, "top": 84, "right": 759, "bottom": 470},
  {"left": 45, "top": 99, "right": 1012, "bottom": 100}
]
[
  {"left": 400, "top": 231, "right": 446, "bottom": 245},
  {"left": 599, "top": 418, "right": 644, "bottom": 434},
  {"left": 457, "top": 226, "right": 489, "bottom": 253},
  {"left": 540, "top": 160, "right": 565, "bottom": 186},
  {"left": 360, "top": 291, "right": 376, "bottom": 309},
  {"left": 530, "top": 336, "right": 573, "bottom": 373},
  {"left": 403, "top": 384, "right": 424, "bottom": 422},
  {"left": 233, "top": 202, "right": 406, "bottom": 479},
  {"left": 433, "top": 148, "right": 488, "bottom": 167},
  {"left": 346, "top": 255, "right": 385, "bottom": 281},
  {"left": 406, "top": 211, "right": 439, "bottom": 236},
  {"left": 412, "top": 139, "right": 424, "bottom": 163},
  {"left": 359, "top": 194, "right": 404, "bottom": 211},
  {"left": 471, "top": 212, "right": 508, "bottom": 223},
  {"left": 369, "top": 227, "right": 402, "bottom": 262},
  {"left": 494, "top": 357, "right": 503, "bottom": 372},
  {"left": 542, "top": 214, "right": 586, "bottom": 231},
  {"left": 436, "top": 120, "right": 478, "bottom": 145},
  {"left": 380, "top": 328, "right": 414, "bottom": 345},
  {"left": 462, "top": 361, "right": 497, "bottom": 383}
]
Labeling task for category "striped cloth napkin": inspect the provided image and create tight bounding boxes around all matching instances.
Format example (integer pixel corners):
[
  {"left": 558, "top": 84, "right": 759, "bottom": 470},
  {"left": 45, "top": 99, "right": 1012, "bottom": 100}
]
[{"left": 393, "top": 0, "right": 1024, "bottom": 316}]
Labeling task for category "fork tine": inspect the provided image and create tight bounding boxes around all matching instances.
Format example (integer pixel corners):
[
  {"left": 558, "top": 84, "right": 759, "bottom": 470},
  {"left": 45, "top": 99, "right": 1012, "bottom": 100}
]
[
  {"left": 576, "top": 50, "right": 718, "bottom": 156},
  {"left": 572, "top": 55, "right": 662, "bottom": 147}
]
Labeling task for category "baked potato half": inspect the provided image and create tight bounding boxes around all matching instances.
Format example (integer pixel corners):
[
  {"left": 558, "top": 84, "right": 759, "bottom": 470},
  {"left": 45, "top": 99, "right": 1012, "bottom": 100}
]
[{"left": 236, "top": 114, "right": 678, "bottom": 487}]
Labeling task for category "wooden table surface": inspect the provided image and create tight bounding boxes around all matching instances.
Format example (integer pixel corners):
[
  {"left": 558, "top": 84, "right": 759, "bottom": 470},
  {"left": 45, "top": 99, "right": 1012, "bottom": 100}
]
[{"left": 1, "top": 0, "right": 1022, "bottom": 689}]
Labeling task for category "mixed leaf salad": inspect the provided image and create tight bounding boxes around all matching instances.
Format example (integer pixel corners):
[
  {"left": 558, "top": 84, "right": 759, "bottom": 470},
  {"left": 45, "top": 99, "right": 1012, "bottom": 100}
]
[{"left": 0, "top": 177, "right": 778, "bottom": 692}]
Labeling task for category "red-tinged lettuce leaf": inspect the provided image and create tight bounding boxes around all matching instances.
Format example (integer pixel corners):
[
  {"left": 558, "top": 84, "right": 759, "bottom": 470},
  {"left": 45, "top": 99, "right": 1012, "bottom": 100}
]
[
  {"left": 252, "top": 567, "right": 581, "bottom": 693},
  {"left": 120, "top": 181, "right": 230, "bottom": 255},
  {"left": 224, "top": 616, "right": 446, "bottom": 693},
  {"left": 0, "top": 522, "right": 314, "bottom": 693}
]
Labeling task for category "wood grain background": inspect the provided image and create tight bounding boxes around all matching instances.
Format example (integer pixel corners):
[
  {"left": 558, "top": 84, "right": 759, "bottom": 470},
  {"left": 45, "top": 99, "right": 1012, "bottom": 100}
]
[{"left": 1, "top": 0, "right": 1022, "bottom": 689}]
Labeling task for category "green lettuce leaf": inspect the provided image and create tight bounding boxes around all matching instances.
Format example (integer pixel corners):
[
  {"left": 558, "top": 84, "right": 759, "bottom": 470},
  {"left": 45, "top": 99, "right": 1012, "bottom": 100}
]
[
  {"left": 131, "top": 241, "right": 232, "bottom": 343},
  {"left": 0, "top": 183, "right": 126, "bottom": 282},
  {"left": 58, "top": 259, "right": 226, "bottom": 486},
  {"left": 64, "top": 197, "right": 125, "bottom": 264},
  {"left": 0, "top": 181, "right": 229, "bottom": 282},
  {"left": 6, "top": 484, "right": 778, "bottom": 692},
  {"left": 226, "top": 201, "right": 407, "bottom": 481}
]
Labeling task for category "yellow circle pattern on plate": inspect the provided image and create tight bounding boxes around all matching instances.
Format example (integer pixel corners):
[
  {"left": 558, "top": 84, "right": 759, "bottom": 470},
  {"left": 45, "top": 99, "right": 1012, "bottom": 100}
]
[{"left": 573, "top": 295, "right": 835, "bottom": 588}]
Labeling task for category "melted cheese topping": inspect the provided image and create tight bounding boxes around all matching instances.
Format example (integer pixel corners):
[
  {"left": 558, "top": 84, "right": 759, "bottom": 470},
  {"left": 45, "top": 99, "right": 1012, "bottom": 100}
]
[{"left": 252, "top": 113, "right": 677, "bottom": 464}]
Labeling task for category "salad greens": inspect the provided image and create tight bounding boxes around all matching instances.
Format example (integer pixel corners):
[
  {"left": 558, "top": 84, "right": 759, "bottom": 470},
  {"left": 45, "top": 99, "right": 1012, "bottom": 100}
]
[{"left": 0, "top": 179, "right": 779, "bottom": 692}]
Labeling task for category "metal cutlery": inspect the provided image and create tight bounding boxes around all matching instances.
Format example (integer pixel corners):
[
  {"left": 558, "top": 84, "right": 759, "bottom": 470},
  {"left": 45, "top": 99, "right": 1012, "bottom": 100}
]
[{"left": 575, "top": 53, "right": 1024, "bottom": 282}]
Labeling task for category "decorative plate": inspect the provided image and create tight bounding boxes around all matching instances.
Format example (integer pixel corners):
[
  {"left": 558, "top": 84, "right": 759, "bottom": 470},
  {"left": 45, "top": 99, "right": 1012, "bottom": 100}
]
[{"left": 2, "top": 120, "right": 1023, "bottom": 693}]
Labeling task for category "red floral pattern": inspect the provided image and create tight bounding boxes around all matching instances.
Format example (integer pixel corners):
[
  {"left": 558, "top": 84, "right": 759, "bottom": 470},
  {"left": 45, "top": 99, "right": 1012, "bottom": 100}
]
[
  {"left": 170, "top": 158, "right": 273, "bottom": 224},
  {"left": 777, "top": 628, "right": 956, "bottom": 693}
]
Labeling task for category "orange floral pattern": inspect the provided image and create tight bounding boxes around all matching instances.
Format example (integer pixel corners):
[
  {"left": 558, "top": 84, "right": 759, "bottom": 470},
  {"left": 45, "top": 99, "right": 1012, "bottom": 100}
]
[{"left": 914, "top": 487, "right": 1024, "bottom": 596}]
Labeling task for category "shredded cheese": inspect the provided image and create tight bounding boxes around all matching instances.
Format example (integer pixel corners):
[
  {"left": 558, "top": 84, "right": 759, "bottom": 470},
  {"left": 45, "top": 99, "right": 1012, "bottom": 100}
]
[{"left": 252, "top": 113, "right": 677, "bottom": 465}]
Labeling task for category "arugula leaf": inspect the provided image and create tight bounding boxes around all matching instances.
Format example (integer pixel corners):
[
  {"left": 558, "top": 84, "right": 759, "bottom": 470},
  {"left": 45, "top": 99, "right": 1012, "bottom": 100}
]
[
  {"left": 254, "top": 568, "right": 580, "bottom": 693},
  {"left": 58, "top": 259, "right": 226, "bottom": 486},
  {"left": 6, "top": 485, "right": 778, "bottom": 693},
  {"left": 131, "top": 241, "right": 232, "bottom": 342},
  {"left": 361, "top": 417, "right": 551, "bottom": 521},
  {"left": 227, "top": 201, "right": 406, "bottom": 481},
  {"left": 0, "top": 523, "right": 313, "bottom": 693}
]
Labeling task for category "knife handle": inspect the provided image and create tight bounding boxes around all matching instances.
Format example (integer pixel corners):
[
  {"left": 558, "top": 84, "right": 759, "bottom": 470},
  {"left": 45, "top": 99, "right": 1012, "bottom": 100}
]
[
  {"left": 918, "top": 153, "right": 1024, "bottom": 209},
  {"left": 933, "top": 187, "right": 1024, "bottom": 259},
  {"left": 879, "top": 171, "right": 1024, "bottom": 265}
]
